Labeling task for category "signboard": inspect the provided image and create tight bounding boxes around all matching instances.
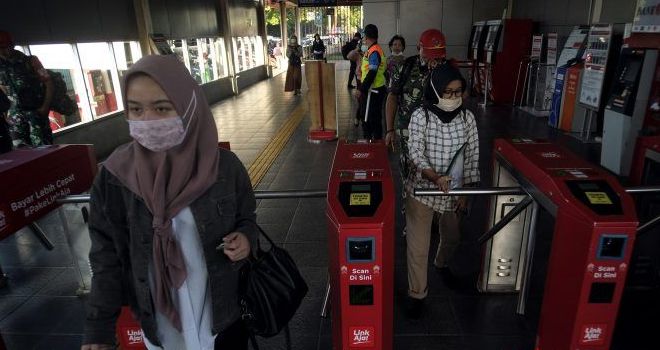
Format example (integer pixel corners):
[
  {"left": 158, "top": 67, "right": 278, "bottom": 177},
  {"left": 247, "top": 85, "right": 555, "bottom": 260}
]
[
  {"left": 531, "top": 35, "right": 543, "bottom": 59},
  {"left": 633, "top": 0, "right": 660, "bottom": 33},
  {"left": 298, "top": 0, "right": 338, "bottom": 7},
  {"left": 546, "top": 33, "right": 558, "bottom": 65},
  {"left": 557, "top": 26, "right": 589, "bottom": 67},
  {"left": 579, "top": 24, "right": 613, "bottom": 110}
]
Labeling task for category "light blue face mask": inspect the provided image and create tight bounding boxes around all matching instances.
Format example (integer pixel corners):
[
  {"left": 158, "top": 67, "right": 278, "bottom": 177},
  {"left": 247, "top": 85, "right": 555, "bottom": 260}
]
[{"left": 361, "top": 44, "right": 368, "bottom": 52}]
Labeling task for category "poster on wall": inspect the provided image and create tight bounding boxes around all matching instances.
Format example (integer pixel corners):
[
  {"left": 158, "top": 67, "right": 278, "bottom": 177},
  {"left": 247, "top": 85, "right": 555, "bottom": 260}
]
[
  {"left": 633, "top": 0, "right": 660, "bottom": 33},
  {"left": 578, "top": 24, "right": 612, "bottom": 110},
  {"left": 557, "top": 26, "right": 589, "bottom": 67},
  {"left": 298, "top": 0, "right": 337, "bottom": 7}
]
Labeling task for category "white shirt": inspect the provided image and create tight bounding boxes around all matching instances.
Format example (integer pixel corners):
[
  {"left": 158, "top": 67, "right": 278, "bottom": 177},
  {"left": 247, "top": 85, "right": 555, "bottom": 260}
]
[{"left": 144, "top": 207, "right": 217, "bottom": 350}]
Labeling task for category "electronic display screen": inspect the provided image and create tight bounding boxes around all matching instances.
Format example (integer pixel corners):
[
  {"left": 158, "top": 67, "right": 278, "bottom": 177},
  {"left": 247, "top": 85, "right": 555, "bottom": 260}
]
[
  {"left": 349, "top": 285, "right": 374, "bottom": 305},
  {"left": 338, "top": 181, "right": 383, "bottom": 217},
  {"left": 347, "top": 238, "right": 375, "bottom": 262},
  {"left": 598, "top": 235, "right": 627, "bottom": 259},
  {"left": 566, "top": 180, "right": 623, "bottom": 215}
]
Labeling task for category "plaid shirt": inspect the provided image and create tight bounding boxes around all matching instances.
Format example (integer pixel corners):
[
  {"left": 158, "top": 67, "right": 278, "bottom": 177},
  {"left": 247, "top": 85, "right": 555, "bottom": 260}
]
[{"left": 405, "top": 107, "right": 480, "bottom": 212}]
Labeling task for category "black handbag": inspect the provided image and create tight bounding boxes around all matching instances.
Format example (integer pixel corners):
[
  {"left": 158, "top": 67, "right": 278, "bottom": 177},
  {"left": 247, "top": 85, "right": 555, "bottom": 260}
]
[{"left": 240, "top": 225, "right": 308, "bottom": 349}]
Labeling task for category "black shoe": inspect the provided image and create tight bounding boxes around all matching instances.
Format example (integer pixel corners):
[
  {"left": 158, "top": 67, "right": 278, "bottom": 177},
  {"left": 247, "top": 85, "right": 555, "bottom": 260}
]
[
  {"left": 435, "top": 265, "right": 459, "bottom": 289},
  {"left": 405, "top": 297, "right": 425, "bottom": 319},
  {"left": 348, "top": 84, "right": 356, "bottom": 89}
]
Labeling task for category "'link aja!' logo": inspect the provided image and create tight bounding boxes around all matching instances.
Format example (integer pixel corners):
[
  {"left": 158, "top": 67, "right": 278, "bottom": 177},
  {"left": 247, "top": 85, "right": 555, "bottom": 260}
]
[
  {"left": 579, "top": 324, "right": 606, "bottom": 346},
  {"left": 123, "top": 328, "right": 144, "bottom": 345},
  {"left": 349, "top": 326, "right": 375, "bottom": 347}
]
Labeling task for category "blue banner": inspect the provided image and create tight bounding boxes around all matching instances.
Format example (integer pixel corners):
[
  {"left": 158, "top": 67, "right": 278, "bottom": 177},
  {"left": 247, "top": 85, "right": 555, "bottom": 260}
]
[{"left": 548, "top": 65, "right": 568, "bottom": 128}]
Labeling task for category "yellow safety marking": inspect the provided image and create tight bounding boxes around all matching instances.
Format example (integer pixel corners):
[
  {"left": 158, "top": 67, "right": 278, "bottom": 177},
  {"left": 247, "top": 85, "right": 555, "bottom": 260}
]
[
  {"left": 585, "top": 192, "right": 613, "bottom": 205},
  {"left": 248, "top": 102, "right": 307, "bottom": 186}
]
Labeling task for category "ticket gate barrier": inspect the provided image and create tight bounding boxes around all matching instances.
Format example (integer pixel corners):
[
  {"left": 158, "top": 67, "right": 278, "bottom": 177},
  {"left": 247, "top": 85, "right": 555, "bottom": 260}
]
[
  {"left": 414, "top": 139, "right": 660, "bottom": 350},
  {"left": 326, "top": 140, "right": 394, "bottom": 350},
  {"left": 486, "top": 139, "right": 637, "bottom": 350}
]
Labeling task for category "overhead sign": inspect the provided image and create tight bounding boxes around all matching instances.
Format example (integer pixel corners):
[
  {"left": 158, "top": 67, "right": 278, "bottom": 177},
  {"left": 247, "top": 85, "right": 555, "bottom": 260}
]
[{"left": 633, "top": 0, "right": 660, "bottom": 33}]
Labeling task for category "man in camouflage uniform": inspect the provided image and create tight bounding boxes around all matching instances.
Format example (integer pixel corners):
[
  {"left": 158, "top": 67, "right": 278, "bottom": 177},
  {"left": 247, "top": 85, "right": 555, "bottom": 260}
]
[
  {"left": 0, "top": 31, "right": 53, "bottom": 147},
  {"left": 385, "top": 29, "right": 449, "bottom": 181}
]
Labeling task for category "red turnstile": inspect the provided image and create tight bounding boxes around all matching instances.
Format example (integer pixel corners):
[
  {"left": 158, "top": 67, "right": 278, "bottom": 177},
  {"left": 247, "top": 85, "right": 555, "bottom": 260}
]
[
  {"left": 0, "top": 145, "right": 96, "bottom": 239},
  {"left": 326, "top": 140, "right": 394, "bottom": 350},
  {"left": 494, "top": 139, "right": 637, "bottom": 350}
]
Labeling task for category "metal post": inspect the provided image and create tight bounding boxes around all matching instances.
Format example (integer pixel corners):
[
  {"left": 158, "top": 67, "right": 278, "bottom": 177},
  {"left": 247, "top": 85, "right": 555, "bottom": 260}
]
[
  {"left": 321, "top": 279, "right": 331, "bottom": 318},
  {"left": 28, "top": 222, "right": 54, "bottom": 251},
  {"left": 57, "top": 208, "right": 89, "bottom": 295},
  {"left": 516, "top": 201, "right": 539, "bottom": 315},
  {"left": 513, "top": 60, "right": 525, "bottom": 107},
  {"left": 479, "top": 63, "right": 489, "bottom": 108}
]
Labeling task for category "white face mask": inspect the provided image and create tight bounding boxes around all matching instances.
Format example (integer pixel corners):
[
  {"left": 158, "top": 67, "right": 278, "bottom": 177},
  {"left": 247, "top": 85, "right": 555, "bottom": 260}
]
[
  {"left": 392, "top": 51, "right": 404, "bottom": 56},
  {"left": 431, "top": 80, "right": 462, "bottom": 112}
]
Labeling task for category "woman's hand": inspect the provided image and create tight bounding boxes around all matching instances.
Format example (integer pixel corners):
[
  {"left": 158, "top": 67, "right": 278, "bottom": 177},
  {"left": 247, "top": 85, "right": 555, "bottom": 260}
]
[
  {"left": 455, "top": 197, "right": 468, "bottom": 214},
  {"left": 433, "top": 175, "right": 452, "bottom": 193},
  {"left": 81, "top": 344, "right": 115, "bottom": 350},
  {"left": 222, "top": 232, "right": 251, "bottom": 261}
]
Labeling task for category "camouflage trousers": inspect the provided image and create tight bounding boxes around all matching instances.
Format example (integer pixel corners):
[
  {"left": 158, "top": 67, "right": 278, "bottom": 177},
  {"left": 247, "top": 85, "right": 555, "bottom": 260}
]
[{"left": 7, "top": 110, "right": 53, "bottom": 147}]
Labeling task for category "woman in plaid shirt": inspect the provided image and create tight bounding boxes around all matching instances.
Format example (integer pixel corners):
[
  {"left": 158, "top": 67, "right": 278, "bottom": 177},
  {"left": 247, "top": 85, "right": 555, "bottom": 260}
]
[{"left": 404, "top": 64, "right": 480, "bottom": 318}]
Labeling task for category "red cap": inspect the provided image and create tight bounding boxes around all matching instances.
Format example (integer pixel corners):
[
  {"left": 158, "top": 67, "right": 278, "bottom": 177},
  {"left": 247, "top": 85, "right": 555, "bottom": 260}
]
[
  {"left": 419, "top": 29, "right": 446, "bottom": 59},
  {"left": 0, "top": 31, "right": 13, "bottom": 48}
]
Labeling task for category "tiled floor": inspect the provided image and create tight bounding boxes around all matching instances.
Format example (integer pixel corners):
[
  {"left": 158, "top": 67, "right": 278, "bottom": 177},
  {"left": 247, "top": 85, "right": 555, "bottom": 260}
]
[{"left": 0, "top": 61, "right": 658, "bottom": 350}]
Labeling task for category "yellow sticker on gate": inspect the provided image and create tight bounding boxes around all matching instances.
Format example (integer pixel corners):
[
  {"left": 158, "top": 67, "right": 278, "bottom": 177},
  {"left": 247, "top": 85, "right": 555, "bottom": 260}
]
[
  {"left": 350, "top": 193, "right": 371, "bottom": 206},
  {"left": 585, "top": 192, "right": 612, "bottom": 205}
]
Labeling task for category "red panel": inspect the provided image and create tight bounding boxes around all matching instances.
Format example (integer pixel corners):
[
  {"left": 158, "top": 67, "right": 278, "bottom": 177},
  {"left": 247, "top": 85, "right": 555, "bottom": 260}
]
[
  {"left": 630, "top": 136, "right": 660, "bottom": 185},
  {"left": 326, "top": 140, "right": 394, "bottom": 350},
  {"left": 0, "top": 145, "right": 96, "bottom": 240},
  {"left": 116, "top": 306, "right": 146, "bottom": 349},
  {"left": 491, "top": 19, "right": 533, "bottom": 104}
]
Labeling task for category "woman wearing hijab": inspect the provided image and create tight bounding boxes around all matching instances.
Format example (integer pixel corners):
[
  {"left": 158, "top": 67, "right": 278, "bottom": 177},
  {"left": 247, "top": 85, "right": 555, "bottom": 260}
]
[
  {"left": 81, "top": 55, "right": 257, "bottom": 350},
  {"left": 403, "top": 64, "right": 480, "bottom": 319},
  {"left": 284, "top": 35, "right": 303, "bottom": 95}
]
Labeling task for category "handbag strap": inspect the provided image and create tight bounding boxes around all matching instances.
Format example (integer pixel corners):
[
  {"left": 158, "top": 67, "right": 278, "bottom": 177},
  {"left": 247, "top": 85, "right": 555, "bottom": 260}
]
[{"left": 255, "top": 224, "right": 277, "bottom": 248}]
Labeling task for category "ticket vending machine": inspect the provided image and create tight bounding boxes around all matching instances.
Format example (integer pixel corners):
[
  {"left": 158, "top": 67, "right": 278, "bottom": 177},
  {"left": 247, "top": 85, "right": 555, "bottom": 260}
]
[
  {"left": 468, "top": 21, "right": 487, "bottom": 62},
  {"left": 326, "top": 140, "right": 394, "bottom": 350},
  {"left": 476, "top": 19, "right": 532, "bottom": 104},
  {"left": 601, "top": 48, "right": 658, "bottom": 175},
  {"left": 481, "top": 139, "right": 637, "bottom": 350}
]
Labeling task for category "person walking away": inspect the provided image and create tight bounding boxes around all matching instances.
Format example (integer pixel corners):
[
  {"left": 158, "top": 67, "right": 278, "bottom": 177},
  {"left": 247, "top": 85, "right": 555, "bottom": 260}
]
[
  {"left": 285, "top": 35, "right": 303, "bottom": 95},
  {"left": 81, "top": 55, "right": 258, "bottom": 350},
  {"left": 355, "top": 24, "right": 387, "bottom": 140},
  {"left": 342, "top": 32, "right": 361, "bottom": 89},
  {"left": 0, "top": 30, "right": 54, "bottom": 147},
  {"left": 347, "top": 42, "right": 364, "bottom": 127},
  {"left": 404, "top": 64, "right": 480, "bottom": 319}
]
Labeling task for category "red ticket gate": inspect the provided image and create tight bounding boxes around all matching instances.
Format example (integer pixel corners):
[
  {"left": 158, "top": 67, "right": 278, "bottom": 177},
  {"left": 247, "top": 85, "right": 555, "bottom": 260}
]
[
  {"left": 0, "top": 145, "right": 96, "bottom": 239},
  {"left": 492, "top": 139, "right": 638, "bottom": 350},
  {"left": 326, "top": 140, "right": 394, "bottom": 350}
]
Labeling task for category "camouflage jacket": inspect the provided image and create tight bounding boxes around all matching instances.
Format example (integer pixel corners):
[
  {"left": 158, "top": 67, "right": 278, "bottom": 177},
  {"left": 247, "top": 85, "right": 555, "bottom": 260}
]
[
  {"left": 388, "top": 55, "right": 427, "bottom": 130},
  {"left": 0, "top": 50, "right": 46, "bottom": 112}
]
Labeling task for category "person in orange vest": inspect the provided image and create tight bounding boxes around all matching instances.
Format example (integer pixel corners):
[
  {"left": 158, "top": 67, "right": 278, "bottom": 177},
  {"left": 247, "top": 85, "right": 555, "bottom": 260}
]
[{"left": 355, "top": 24, "right": 387, "bottom": 140}]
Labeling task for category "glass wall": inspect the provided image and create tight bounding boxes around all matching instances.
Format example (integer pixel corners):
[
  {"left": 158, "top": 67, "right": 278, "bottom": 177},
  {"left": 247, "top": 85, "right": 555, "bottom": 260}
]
[
  {"left": 232, "top": 36, "right": 265, "bottom": 73},
  {"left": 167, "top": 37, "right": 229, "bottom": 83},
  {"left": 28, "top": 41, "right": 142, "bottom": 131}
]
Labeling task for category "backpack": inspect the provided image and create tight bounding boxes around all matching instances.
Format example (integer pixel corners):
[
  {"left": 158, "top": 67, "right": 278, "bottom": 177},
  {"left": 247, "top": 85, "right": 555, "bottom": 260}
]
[
  {"left": 341, "top": 41, "right": 354, "bottom": 60},
  {"left": 48, "top": 70, "right": 78, "bottom": 116}
]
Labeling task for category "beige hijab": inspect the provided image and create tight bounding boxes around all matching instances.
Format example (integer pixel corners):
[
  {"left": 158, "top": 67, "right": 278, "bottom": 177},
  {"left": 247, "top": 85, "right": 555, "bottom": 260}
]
[{"left": 104, "top": 55, "right": 219, "bottom": 331}]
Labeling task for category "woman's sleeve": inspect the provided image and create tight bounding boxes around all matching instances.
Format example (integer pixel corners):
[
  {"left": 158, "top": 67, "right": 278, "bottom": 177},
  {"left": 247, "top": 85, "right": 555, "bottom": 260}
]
[
  {"left": 408, "top": 109, "right": 431, "bottom": 170},
  {"left": 83, "top": 169, "right": 124, "bottom": 345},
  {"left": 231, "top": 154, "right": 258, "bottom": 256},
  {"left": 463, "top": 110, "right": 481, "bottom": 185}
]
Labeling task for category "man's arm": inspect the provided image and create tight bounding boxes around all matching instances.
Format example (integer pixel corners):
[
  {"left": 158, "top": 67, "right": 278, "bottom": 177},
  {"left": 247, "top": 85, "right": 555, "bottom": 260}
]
[{"left": 384, "top": 93, "right": 398, "bottom": 146}]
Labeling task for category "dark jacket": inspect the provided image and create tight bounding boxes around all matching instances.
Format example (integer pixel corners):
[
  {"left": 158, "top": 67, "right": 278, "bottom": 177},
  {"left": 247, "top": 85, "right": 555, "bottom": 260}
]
[{"left": 83, "top": 148, "right": 258, "bottom": 346}]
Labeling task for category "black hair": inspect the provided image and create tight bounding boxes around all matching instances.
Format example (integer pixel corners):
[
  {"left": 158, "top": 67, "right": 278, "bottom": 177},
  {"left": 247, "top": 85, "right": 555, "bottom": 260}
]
[
  {"left": 389, "top": 35, "right": 406, "bottom": 51},
  {"left": 354, "top": 32, "right": 362, "bottom": 39},
  {"left": 424, "top": 64, "right": 466, "bottom": 104},
  {"left": 364, "top": 24, "right": 378, "bottom": 40}
]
